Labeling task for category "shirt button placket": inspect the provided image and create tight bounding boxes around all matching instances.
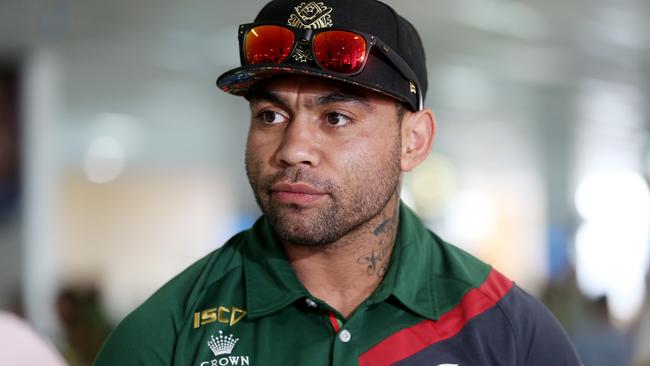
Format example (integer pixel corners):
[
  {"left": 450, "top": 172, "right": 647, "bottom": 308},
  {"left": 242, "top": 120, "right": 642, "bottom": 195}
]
[
  {"left": 338, "top": 329, "right": 351, "bottom": 343},
  {"left": 332, "top": 328, "right": 356, "bottom": 366},
  {"left": 331, "top": 309, "right": 365, "bottom": 365}
]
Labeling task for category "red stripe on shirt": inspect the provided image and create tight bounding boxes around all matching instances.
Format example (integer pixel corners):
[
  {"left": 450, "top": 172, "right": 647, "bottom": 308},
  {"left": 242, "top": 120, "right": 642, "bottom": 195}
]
[
  {"left": 328, "top": 311, "right": 341, "bottom": 333},
  {"left": 358, "top": 269, "right": 513, "bottom": 366}
]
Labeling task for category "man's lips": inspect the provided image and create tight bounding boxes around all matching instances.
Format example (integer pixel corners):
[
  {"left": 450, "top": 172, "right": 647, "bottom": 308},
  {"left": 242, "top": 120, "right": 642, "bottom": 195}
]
[{"left": 270, "top": 183, "right": 327, "bottom": 204}]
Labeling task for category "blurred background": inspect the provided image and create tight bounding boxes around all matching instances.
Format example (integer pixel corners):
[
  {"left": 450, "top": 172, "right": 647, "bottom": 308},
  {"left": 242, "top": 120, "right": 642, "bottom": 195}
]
[{"left": 1, "top": 0, "right": 650, "bottom": 364}]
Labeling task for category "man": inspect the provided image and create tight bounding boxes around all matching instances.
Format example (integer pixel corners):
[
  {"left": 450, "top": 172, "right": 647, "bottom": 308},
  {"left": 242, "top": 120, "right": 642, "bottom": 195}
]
[{"left": 95, "top": 0, "right": 582, "bottom": 365}]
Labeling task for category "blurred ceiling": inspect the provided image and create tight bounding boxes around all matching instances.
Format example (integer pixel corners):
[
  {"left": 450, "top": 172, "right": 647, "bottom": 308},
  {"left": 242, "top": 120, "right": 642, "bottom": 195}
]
[
  {"left": 0, "top": 0, "right": 649, "bottom": 169},
  {"left": 2, "top": 0, "right": 648, "bottom": 84}
]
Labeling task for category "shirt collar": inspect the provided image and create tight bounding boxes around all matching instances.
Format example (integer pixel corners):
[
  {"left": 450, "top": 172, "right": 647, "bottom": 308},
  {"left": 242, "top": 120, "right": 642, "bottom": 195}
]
[
  {"left": 379, "top": 202, "right": 440, "bottom": 320},
  {"left": 242, "top": 217, "right": 309, "bottom": 319},
  {"left": 241, "top": 202, "right": 440, "bottom": 320}
]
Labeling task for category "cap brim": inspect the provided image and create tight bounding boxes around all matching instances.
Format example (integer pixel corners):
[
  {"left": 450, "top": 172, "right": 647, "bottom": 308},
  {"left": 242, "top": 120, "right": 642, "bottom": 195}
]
[{"left": 216, "top": 64, "right": 410, "bottom": 106}]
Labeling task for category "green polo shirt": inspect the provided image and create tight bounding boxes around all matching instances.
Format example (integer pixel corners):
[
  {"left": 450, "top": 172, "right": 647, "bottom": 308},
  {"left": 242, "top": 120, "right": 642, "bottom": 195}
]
[{"left": 95, "top": 202, "right": 580, "bottom": 366}]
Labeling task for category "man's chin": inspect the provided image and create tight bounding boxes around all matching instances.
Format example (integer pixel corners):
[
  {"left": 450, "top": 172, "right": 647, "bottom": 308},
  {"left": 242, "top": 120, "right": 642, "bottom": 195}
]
[
  {"left": 264, "top": 198, "right": 331, "bottom": 216},
  {"left": 264, "top": 208, "right": 341, "bottom": 247},
  {"left": 277, "top": 232, "right": 335, "bottom": 247},
  {"left": 272, "top": 223, "right": 334, "bottom": 247}
]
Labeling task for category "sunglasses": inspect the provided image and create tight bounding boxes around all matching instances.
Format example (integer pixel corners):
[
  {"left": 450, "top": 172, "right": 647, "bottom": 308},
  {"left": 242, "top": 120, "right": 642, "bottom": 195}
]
[{"left": 238, "top": 23, "right": 423, "bottom": 110}]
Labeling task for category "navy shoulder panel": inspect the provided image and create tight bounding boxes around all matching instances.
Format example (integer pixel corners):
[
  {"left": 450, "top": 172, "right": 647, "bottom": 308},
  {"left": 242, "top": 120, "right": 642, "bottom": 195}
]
[
  {"left": 390, "top": 284, "right": 582, "bottom": 366},
  {"left": 499, "top": 285, "right": 582, "bottom": 366}
]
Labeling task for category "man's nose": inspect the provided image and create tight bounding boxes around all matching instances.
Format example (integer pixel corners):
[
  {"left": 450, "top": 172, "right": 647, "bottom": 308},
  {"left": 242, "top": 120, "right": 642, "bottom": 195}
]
[{"left": 274, "top": 118, "right": 321, "bottom": 168}]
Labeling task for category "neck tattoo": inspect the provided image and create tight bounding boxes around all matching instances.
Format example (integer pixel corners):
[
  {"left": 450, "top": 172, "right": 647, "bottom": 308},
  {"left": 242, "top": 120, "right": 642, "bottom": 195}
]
[{"left": 356, "top": 212, "right": 399, "bottom": 278}]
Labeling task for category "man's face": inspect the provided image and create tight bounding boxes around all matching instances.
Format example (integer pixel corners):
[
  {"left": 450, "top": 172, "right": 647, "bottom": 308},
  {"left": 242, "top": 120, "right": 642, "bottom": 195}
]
[{"left": 245, "top": 76, "right": 403, "bottom": 247}]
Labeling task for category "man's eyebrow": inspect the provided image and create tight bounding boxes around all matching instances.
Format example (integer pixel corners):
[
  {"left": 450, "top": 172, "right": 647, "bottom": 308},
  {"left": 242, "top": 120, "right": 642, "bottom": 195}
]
[
  {"left": 314, "top": 92, "right": 374, "bottom": 111},
  {"left": 247, "top": 86, "right": 375, "bottom": 111},
  {"left": 247, "top": 88, "right": 289, "bottom": 109}
]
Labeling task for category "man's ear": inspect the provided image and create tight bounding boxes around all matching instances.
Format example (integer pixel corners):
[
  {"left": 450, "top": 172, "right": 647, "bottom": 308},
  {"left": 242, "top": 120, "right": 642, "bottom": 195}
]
[{"left": 400, "top": 108, "right": 436, "bottom": 172}]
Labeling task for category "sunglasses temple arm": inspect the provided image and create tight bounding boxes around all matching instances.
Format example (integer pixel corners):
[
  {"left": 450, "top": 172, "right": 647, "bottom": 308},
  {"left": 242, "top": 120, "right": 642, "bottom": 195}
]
[{"left": 379, "top": 46, "right": 423, "bottom": 111}]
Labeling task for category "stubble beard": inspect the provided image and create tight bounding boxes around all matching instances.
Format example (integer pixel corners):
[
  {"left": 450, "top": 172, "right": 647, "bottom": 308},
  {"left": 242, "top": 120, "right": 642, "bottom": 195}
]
[{"left": 245, "top": 138, "right": 402, "bottom": 248}]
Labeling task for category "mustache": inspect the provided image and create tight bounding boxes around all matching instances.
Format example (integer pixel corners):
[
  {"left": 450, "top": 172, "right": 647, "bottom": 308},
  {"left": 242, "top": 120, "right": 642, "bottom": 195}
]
[{"left": 260, "top": 166, "right": 337, "bottom": 194}]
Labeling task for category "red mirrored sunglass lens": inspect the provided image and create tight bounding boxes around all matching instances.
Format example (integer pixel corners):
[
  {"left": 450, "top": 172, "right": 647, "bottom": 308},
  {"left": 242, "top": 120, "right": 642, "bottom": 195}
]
[
  {"left": 245, "top": 25, "right": 295, "bottom": 64},
  {"left": 313, "top": 30, "right": 367, "bottom": 74}
]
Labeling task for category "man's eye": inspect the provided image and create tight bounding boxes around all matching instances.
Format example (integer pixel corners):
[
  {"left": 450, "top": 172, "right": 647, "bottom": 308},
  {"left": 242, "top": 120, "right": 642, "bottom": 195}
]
[
  {"left": 257, "top": 111, "right": 287, "bottom": 124},
  {"left": 325, "top": 113, "right": 351, "bottom": 127}
]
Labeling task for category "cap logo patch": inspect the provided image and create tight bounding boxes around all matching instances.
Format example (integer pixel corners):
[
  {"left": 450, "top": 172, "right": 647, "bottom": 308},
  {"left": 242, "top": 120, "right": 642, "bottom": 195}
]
[
  {"left": 288, "top": 2, "right": 333, "bottom": 29},
  {"left": 287, "top": 2, "right": 333, "bottom": 63}
]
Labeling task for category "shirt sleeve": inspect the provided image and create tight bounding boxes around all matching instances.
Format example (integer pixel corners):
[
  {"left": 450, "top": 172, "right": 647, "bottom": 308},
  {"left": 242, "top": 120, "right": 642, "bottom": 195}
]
[
  {"left": 500, "top": 285, "right": 583, "bottom": 366},
  {"left": 94, "top": 298, "right": 177, "bottom": 366}
]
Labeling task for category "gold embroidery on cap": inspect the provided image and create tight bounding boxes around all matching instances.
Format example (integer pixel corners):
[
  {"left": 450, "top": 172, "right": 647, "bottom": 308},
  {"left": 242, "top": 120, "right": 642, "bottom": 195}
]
[
  {"left": 288, "top": 2, "right": 333, "bottom": 29},
  {"left": 287, "top": 2, "right": 333, "bottom": 63},
  {"left": 292, "top": 47, "right": 313, "bottom": 63},
  {"left": 409, "top": 82, "right": 417, "bottom": 94}
]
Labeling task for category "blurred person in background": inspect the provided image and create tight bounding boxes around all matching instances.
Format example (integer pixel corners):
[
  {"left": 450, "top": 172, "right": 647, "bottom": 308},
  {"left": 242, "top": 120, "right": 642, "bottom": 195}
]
[
  {"left": 95, "top": 0, "right": 581, "bottom": 365},
  {"left": 0, "top": 310, "right": 67, "bottom": 366},
  {"left": 633, "top": 276, "right": 650, "bottom": 366},
  {"left": 56, "top": 288, "right": 112, "bottom": 366},
  {"left": 573, "top": 296, "right": 633, "bottom": 366},
  {"left": 0, "top": 68, "right": 19, "bottom": 213}
]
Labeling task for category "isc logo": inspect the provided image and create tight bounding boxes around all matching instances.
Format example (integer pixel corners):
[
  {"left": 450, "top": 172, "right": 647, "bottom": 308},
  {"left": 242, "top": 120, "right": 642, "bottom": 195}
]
[{"left": 194, "top": 306, "right": 247, "bottom": 328}]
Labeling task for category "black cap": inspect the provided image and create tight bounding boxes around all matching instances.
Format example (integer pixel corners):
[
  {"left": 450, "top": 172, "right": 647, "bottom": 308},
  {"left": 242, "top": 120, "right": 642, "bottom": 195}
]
[{"left": 216, "top": 0, "right": 427, "bottom": 112}]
